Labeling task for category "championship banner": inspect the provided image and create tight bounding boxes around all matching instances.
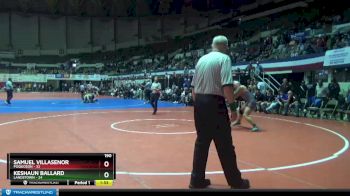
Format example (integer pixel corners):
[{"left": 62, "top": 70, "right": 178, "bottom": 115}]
[
  {"left": 324, "top": 47, "right": 350, "bottom": 67},
  {"left": 0, "top": 51, "right": 15, "bottom": 59},
  {"left": 0, "top": 74, "right": 47, "bottom": 83},
  {"left": 17, "top": 75, "right": 47, "bottom": 83}
]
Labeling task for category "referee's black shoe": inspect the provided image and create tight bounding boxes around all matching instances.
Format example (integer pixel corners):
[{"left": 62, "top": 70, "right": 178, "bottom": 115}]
[
  {"left": 231, "top": 179, "right": 250, "bottom": 189},
  {"left": 189, "top": 179, "right": 211, "bottom": 189}
]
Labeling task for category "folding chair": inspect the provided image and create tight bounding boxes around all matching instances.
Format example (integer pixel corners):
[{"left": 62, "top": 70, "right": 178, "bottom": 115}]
[
  {"left": 336, "top": 103, "right": 348, "bottom": 120},
  {"left": 307, "top": 100, "right": 324, "bottom": 118},
  {"left": 299, "top": 98, "right": 307, "bottom": 116},
  {"left": 321, "top": 99, "right": 338, "bottom": 119},
  {"left": 344, "top": 104, "right": 350, "bottom": 122}
]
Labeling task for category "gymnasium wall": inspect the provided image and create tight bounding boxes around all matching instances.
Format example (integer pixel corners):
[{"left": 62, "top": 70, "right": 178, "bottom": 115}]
[{"left": 0, "top": 11, "right": 230, "bottom": 56}]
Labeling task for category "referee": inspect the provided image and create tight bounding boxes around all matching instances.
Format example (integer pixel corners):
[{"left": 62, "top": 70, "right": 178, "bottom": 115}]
[
  {"left": 150, "top": 77, "right": 161, "bottom": 115},
  {"left": 190, "top": 36, "right": 250, "bottom": 189},
  {"left": 4, "top": 78, "right": 14, "bottom": 105}
]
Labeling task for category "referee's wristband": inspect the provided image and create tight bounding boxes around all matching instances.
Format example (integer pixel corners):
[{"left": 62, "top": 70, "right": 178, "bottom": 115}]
[{"left": 228, "top": 102, "right": 238, "bottom": 112}]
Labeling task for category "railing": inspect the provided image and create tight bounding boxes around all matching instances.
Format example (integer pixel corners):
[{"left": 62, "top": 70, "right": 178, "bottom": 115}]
[
  {"left": 256, "top": 74, "right": 276, "bottom": 94},
  {"left": 264, "top": 77, "right": 279, "bottom": 92},
  {"left": 267, "top": 73, "right": 281, "bottom": 87}
]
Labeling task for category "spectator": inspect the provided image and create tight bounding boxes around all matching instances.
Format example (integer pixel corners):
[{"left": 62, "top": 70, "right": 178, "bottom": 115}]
[
  {"left": 283, "top": 90, "right": 300, "bottom": 117},
  {"left": 261, "top": 90, "right": 275, "bottom": 112},
  {"left": 248, "top": 80, "right": 257, "bottom": 94},
  {"left": 184, "top": 66, "right": 189, "bottom": 76},
  {"left": 171, "top": 83, "right": 177, "bottom": 91},
  {"left": 246, "top": 62, "right": 255, "bottom": 79},
  {"left": 299, "top": 80, "right": 308, "bottom": 99},
  {"left": 315, "top": 80, "right": 329, "bottom": 107},
  {"left": 304, "top": 80, "right": 317, "bottom": 115},
  {"left": 183, "top": 78, "right": 191, "bottom": 89},
  {"left": 255, "top": 61, "right": 263, "bottom": 77},
  {"left": 257, "top": 81, "right": 267, "bottom": 95},
  {"left": 328, "top": 78, "right": 340, "bottom": 100},
  {"left": 266, "top": 91, "right": 288, "bottom": 114},
  {"left": 255, "top": 89, "right": 266, "bottom": 112},
  {"left": 279, "top": 78, "right": 291, "bottom": 95}
]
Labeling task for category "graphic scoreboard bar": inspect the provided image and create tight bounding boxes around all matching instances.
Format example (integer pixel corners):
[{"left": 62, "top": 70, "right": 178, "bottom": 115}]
[{"left": 7, "top": 153, "right": 116, "bottom": 186}]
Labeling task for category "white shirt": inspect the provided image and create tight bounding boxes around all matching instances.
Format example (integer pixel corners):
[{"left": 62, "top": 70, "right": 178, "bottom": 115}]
[
  {"left": 257, "top": 82, "right": 267, "bottom": 94},
  {"left": 80, "top": 85, "right": 85, "bottom": 91},
  {"left": 151, "top": 82, "right": 161, "bottom": 94},
  {"left": 191, "top": 51, "right": 233, "bottom": 97},
  {"left": 316, "top": 85, "right": 328, "bottom": 98}
]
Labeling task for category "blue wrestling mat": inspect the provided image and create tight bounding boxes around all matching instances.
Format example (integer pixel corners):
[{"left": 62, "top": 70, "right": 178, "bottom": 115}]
[{"left": 0, "top": 98, "right": 185, "bottom": 114}]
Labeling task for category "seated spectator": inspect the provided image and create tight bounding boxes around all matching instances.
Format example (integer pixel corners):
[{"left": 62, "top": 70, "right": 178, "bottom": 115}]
[
  {"left": 248, "top": 80, "right": 257, "bottom": 94},
  {"left": 261, "top": 90, "right": 275, "bottom": 112},
  {"left": 265, "top": 91, "right": 288, "bottom": 114},
  {"left": 255, "top": 89, "right": 266, "bottom": 112},
  {"left": 283, "top": 90, "right": 300, "bottom": 117},
  {"left": 172, "top": 86, "right": 181, "bottom": 103},
  {"left": 328, "top": 78, "right": 340, "bottom": 100}
]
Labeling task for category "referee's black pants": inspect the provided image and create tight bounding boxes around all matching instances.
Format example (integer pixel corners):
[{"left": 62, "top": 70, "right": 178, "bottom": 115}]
[
  {"left": 6, "top": 90, "right": 13, "bottom": 104},
  {"left": 191, "top": 94, "right": 243, "bottom": 187},
  {"left": 80, "top": 90, "right": 85, "bottom": 100},
  {"left": 145, "top": 89, "right": 152, "bottom": 102},
  {"left": 150, "top": 93, "right": 160, "bottom": 114}
]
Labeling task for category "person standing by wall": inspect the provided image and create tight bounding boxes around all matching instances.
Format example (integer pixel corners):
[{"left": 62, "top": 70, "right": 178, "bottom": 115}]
[
  {"left": 255, "top": 61, "right": 263, "bottom": 77},
  {"left": 328, "top": 78, "right": 340, "bottom": 100},
  {"left": 279, "top": 78, "right": 291, "bottom": 96},
  {"left": 190, "top": 35, "right": 250, "bottom": 189}
]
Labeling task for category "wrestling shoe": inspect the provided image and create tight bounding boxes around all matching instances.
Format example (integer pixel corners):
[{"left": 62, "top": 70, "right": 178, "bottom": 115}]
[
  {"left": 251, "top": 126, "right": 260, "bottom": 132},
  {"left": 189, "top": 179, "right": 211, "bottom": 189},
  {"left": 231, "top": 179, "right": 250, "bottom": 189}
]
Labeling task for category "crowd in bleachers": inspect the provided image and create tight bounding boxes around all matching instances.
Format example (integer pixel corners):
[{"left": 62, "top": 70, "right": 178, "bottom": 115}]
[
  {"left": 2, "top": 7, "right": 350, "bottom": 76},
  {"left": 102, "top": 8, "right": 350, "bottom": 74}
]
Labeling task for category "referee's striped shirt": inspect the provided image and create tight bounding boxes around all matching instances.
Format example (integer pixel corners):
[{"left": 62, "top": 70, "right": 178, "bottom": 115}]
[{"left": 191, "top": 51, "right": 233, "bottom": 97}]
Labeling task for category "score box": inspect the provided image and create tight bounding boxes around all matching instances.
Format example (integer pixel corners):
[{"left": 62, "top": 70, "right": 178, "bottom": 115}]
[{"left": 7, "top": 153, "right": 116, "bottom": 186}]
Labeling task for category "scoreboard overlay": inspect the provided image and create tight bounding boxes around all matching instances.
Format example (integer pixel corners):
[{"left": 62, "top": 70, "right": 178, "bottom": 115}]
[{"left": 7, "top": 153, "right": 116, "bottom": 186}]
